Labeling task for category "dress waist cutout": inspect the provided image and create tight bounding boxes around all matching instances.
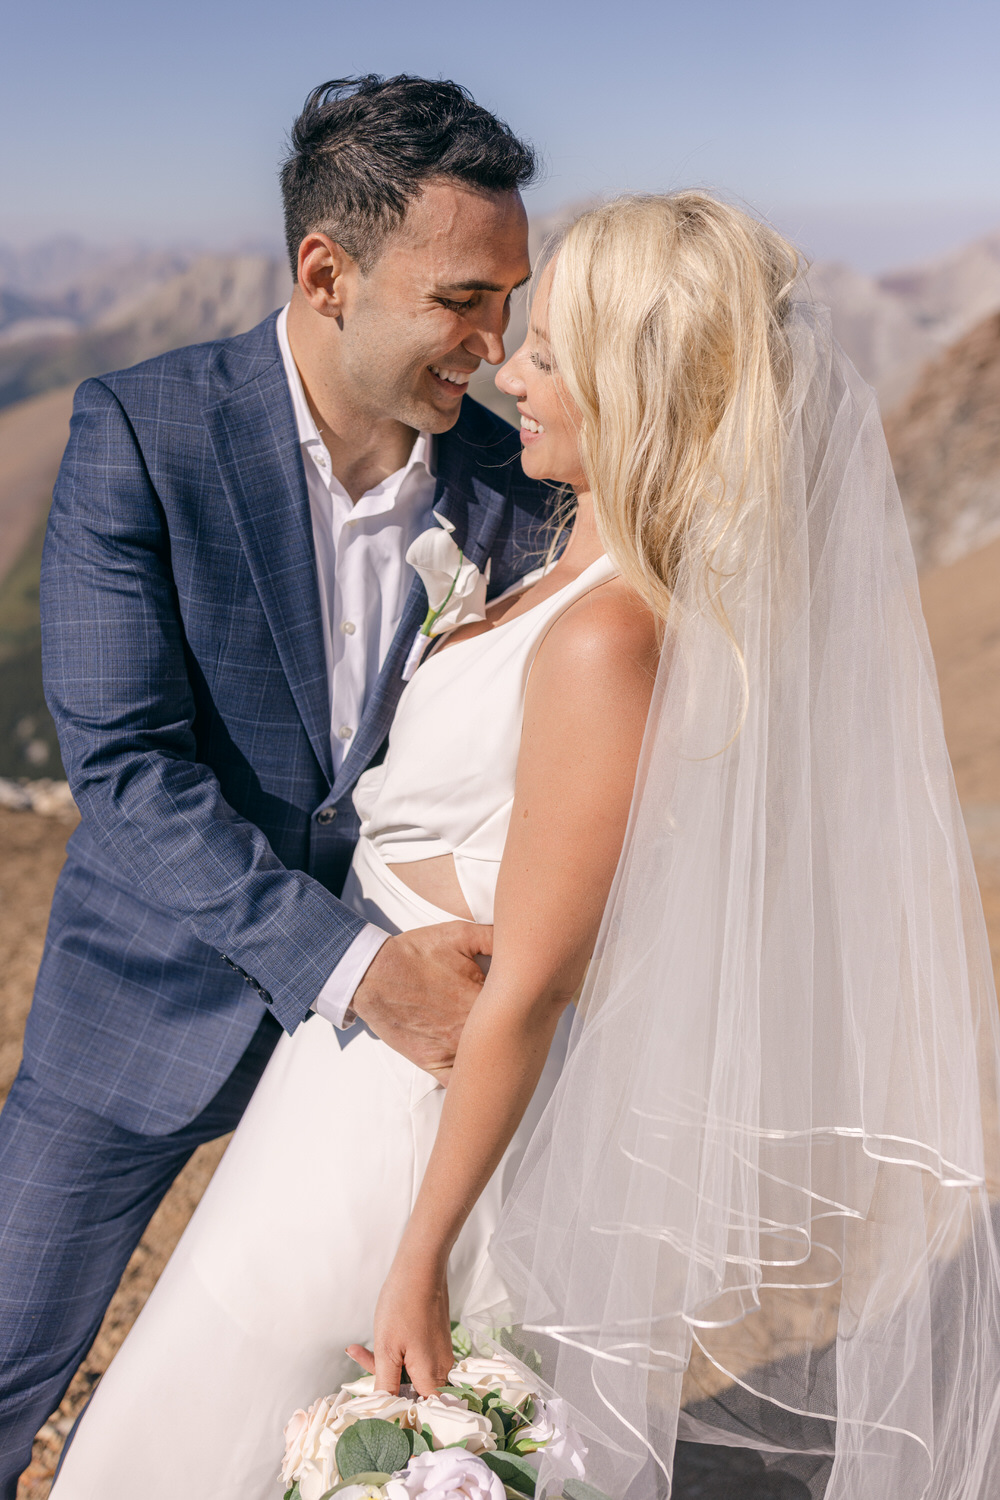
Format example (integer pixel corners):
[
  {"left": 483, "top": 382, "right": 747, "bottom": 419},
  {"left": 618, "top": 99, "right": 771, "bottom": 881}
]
[{"left": 353, "top": 553, "right": 618, "bottom": 923}]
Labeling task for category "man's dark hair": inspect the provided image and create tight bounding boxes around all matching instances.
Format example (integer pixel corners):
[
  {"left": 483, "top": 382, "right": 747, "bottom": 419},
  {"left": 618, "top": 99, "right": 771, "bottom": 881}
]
[{"left": 280, "top": 75, "right": 537, "bottom": 277}]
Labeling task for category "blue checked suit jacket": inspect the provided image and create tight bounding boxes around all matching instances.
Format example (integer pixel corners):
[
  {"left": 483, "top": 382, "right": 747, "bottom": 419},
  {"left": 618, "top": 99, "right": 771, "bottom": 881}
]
[{"left": 26, "top": 312, "right": 554, "bottom": 1136}]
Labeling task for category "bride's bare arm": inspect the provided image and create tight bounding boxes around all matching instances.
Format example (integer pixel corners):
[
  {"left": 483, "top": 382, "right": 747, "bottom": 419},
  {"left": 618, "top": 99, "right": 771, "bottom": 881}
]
[{"left": 352, "top": 581, "right": 658, "bottom": 1395}]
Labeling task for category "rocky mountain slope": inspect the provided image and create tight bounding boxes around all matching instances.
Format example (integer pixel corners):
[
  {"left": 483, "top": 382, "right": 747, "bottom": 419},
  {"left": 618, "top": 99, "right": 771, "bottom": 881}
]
[
  {"left": 808, "top": 229, "right": 1000, "bottom": 406},
  {"left": 885, "top": 310, "right": 1000, "bottom": 569},
  {"left": 0, "top": 254, "right": 291, "bottom": 410}
]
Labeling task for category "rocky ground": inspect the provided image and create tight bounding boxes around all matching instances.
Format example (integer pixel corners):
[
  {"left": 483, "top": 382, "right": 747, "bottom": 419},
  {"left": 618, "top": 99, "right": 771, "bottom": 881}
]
[
  {"left": 1, "top": 809, "right": 229, "bottom": 1499},
  {"left": 4, "top": 525, "right": 1000, "bottom": 1498}
]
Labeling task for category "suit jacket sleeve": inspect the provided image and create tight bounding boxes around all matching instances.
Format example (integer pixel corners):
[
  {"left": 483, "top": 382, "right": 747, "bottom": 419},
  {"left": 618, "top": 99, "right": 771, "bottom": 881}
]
[{"left": 40, "top": 377, "right": 367, "bottom": 1031}]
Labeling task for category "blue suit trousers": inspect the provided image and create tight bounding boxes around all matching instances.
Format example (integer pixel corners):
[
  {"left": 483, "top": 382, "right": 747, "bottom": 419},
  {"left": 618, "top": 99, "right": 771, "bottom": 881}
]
[{"left": 0, "top": 1011, "right": 281, "bottom": 1498}]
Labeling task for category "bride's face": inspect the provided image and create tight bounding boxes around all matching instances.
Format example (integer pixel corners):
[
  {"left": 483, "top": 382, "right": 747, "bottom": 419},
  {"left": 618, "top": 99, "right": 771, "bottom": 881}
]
[{"left": 496, "top": 262, "right": 588, "bottom": 491}]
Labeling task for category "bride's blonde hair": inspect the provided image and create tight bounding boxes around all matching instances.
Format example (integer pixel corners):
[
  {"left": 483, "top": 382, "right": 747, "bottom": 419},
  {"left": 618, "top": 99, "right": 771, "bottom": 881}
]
[{"left": 546, "top": 192, "right": 800, "bottom": 621}]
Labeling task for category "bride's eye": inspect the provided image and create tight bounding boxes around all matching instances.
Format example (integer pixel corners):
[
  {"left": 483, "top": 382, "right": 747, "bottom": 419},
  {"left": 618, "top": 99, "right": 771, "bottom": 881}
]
[{"left": 530, "top": 350, "right": 553, "bottom": 374}]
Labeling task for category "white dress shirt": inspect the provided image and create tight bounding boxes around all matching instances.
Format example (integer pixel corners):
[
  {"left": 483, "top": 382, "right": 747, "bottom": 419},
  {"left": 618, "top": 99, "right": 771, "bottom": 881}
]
[{"left": 276, "top": 305, "right": 437, "bottom": 1027}]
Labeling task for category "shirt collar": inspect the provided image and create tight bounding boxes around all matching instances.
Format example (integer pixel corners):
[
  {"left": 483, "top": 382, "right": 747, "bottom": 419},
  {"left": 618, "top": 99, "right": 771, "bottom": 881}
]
[{"left": 276, "top": 303, "right": 435, "bottom": 482}]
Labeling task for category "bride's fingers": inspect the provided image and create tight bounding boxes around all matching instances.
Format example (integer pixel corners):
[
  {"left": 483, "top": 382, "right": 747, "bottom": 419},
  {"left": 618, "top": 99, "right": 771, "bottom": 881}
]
[
  {"left": 345, "top": 1343, "right": 376, "bottom": 1375},
  {"left": 374, "top": 1344, "right": 404, "bottom": 1396}
]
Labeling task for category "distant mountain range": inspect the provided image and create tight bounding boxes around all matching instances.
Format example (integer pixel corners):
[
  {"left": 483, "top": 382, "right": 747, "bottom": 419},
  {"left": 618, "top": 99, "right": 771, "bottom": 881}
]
[
  {"left": 0, "top": 250, "right": 292, "bottom": 410},
  {"left": 808, "top": 230, "right": 1000, "bottom": 406},
  {"left": 3, "top": 222, "right": 1000, "bottom": 415},
  {"left": 0, "top": 223, "right": 998, "bottom": 776},
  {"left": 886, "top": 310, "right": 1000, "bottom": 569}
]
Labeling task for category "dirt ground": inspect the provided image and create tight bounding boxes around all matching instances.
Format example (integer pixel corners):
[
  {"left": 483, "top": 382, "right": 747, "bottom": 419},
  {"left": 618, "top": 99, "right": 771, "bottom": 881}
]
[
  {"left": 0, "top": 809, "right": 230, "bottom": 1499},
  {"left": 2, "top": 803, "right": 999, "bottom": 1497}
]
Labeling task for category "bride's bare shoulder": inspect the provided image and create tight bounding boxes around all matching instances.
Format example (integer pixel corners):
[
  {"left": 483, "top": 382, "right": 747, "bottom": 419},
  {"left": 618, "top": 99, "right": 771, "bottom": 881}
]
[{"left": 538, "top": 576, "right": 660, "bottom": 682}]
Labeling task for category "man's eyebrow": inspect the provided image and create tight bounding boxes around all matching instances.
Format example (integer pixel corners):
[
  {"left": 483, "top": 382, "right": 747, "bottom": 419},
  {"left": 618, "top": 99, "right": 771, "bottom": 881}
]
[{"left": 436, "top": 272, "right": 532, "bottom": 294}]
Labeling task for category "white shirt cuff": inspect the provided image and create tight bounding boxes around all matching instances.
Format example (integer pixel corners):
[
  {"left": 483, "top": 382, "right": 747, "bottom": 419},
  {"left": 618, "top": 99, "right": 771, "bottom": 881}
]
[{"left": 312, "top": 923, "right": 391, "bottom": 1028}]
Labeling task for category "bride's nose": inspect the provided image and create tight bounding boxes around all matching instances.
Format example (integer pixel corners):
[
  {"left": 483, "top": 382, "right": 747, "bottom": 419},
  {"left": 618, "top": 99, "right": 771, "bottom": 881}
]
[{"left": 496, "top": 344, "right": 527, "bottom": 398}]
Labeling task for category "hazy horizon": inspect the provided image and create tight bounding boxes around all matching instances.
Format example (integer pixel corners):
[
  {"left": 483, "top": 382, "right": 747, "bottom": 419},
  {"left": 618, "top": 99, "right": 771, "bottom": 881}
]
[
  {"left": 3, "top": 0, "right": 999, "bottom": 276},
  {"left": 3, "top": 198, "right": 1000, "bottom": 283}
]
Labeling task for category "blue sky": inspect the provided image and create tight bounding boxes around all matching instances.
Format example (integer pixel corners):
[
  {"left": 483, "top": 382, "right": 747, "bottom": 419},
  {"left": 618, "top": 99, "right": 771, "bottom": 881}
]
[{"left": 3, "top": 0, "right": 999, "bottom": 271}]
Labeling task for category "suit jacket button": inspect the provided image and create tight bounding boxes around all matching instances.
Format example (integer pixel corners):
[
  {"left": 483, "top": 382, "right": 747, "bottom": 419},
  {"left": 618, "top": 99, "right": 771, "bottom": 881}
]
[{"left": 317, "top": 807, "right": 337, "bottom": 825}]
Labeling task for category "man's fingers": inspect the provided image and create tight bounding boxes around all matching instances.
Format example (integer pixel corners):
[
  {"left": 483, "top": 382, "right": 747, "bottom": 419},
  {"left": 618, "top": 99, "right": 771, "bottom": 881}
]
[
  {"left": 346, "top": 1343, "right": 376, "bottom": 1376},
  {"left": 462, "top": 922, "right": 493, "bottom": 957}
]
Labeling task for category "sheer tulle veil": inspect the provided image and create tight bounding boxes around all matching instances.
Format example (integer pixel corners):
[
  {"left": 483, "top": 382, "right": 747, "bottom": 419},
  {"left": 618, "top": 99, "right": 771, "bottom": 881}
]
[{"left": 470, "top": 296, "right": 1000, "bottom": 1499}]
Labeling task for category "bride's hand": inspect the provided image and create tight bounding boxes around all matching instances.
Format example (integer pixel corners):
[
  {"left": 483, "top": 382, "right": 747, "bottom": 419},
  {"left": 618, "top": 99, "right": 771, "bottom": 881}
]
[{"left": 347, "top": 1262, "right": 453, "bottom": 1397}]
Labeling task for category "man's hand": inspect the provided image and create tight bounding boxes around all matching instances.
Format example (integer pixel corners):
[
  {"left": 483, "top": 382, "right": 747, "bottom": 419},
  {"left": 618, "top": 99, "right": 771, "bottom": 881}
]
[{"left": 351, "top": 922, "right": 492, "bottom": 1082}]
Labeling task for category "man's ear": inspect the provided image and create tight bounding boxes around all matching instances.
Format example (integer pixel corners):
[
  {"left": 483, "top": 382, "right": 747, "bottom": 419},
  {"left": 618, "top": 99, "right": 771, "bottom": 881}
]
[{"left": 296, "top": 233, "right": 356, "bottom": 320}]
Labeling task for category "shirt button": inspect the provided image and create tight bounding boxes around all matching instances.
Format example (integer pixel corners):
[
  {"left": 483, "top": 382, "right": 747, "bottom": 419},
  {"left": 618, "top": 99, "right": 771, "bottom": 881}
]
[
  {"left": 338, "top": 725, "right": 354, "bottom": 740},
  {"left": 316, "top": 807, "right": 337, "bottom": 825},
  {"left": 340, "top": 620, "right": 356, "bottom": 636}
]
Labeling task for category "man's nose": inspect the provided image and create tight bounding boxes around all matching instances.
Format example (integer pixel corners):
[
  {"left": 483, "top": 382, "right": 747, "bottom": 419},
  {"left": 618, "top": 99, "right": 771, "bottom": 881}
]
[{"left": 467, "top": 325, "right": 506, "bottom": 366}]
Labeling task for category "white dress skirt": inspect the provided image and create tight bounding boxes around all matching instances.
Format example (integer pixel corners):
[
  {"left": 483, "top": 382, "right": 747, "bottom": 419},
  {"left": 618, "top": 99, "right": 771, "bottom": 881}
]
[
  {"left": 53, "top": 557, "right": 618, "bottom": 1500},
  {"left": 51, "top": 838, "right": 571, "bottom": 1500}
]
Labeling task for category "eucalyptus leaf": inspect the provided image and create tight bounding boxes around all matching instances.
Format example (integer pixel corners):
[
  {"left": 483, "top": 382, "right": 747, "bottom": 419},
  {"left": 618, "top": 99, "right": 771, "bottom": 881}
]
[
  {"left": 284, "top": 1486, "right": 301, "bottom": 1500},
  {"left": 335, "top": 1419, "right": 410, "bottom": 1481},
  {"left": 479, "top": 1450, "right": 538, "bottom": 1497},
  {"left": 450, "top": 1321, "right": 473, "bottom": 1360},
  {"left": 561, "top": 1481, "right": 612, "bottom": 1500},
  {"left": 410, "top": 1430, "right": 431, "bottom": 1456},
  {"left": 438, "top": 1385, "right": 483, "bottom": 1414},
  {"left": 487, "top": 1407, "right": 507, "bottom": 1444},
  {"left": 319, "top": 1475, "right": 391, "bottom": 1498}
]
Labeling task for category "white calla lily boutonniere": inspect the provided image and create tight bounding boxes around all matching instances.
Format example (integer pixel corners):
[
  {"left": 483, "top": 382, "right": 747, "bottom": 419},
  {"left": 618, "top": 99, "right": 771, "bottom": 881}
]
[{"left": 402, "top": 512, "right": 491, "bottom": 679}]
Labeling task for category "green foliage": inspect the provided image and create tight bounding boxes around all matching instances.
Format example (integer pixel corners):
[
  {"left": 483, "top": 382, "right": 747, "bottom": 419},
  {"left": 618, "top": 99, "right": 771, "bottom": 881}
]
[
  {"left": 335, "top": 1419, "right": 410, "bottom": 1482},
  {"left": 496, "top": 1330, "right": 543, "bottom": 1377},
  {"left": 320, "top": 1472, "right": 391, "bottom": 1496},
  {"left": 561, "top": 1481, "right": 611, "bottom": 1500},
  {"left": 437, "top": 1384, "right": 484, "bottom": 1414},
  {"left": 405, "top": 1428, "right": 430, "bottom": 1458},
  {"left": 487, "top": 1407, "right": 507, "bottom": 1445},
  {"left": 450, "top": 1321, "right": 473, "bottom": 1360},
  {"left": 479, "top": 1450, "right": 538, "bottom": 1497},
  {"left": 283, "top": 1484, "right": 301, "bottom": 1500}
]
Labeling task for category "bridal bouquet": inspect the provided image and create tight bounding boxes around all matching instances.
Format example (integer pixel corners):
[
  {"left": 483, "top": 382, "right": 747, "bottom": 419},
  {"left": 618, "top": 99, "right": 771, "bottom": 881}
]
[{"left": 281, "top": 1341, "right": 592, "bottom": 1500}]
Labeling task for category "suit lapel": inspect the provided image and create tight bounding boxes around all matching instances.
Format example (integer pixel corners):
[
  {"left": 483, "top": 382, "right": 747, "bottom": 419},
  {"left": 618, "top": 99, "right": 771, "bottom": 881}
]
[
  {"left": 329, "top": 431, "right": 509, "bottom": 803},
  {"left": 205, "top": 359, "right": 334, "bottom": 785}
]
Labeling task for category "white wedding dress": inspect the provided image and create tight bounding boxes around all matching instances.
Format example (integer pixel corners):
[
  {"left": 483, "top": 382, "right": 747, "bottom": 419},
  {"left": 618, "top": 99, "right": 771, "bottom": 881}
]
[{"left": 51, "top": 554, "right": 617, "bottom": 1500}]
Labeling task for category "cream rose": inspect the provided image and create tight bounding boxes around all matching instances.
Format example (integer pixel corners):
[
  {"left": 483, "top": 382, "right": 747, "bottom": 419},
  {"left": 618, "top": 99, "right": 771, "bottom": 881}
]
[
  {"left": 414, "top": 1392, "right": 497, "bottom": 1454},
  {"left": 319, "top": 1374, "right": 421, "bottom": 1441},
  {"left": 513, "top": 1397, "right": 588, "bottom": 1482},
  {"left": 384, "top": 1449, "right": 505, "bottom": 1500},
  {"left": 281, "top": 1394, "right": 339, "bottom": 1491},
  {"left": 447, "top": 1356, "right": 537, "bottom": 1411},
  {"left": 281, "top": 1379, "right": 422, "bottom": 1500}
]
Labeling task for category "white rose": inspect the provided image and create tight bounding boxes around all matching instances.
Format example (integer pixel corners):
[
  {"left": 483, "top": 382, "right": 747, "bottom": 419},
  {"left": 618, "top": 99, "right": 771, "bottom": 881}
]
[
  {"left": 384, "top": 1449, "right": 505, "bottom": 1500},
  {"left": 405, "top": 514, "right": 490, "bottom": 636},
  {"left": 513, "top": 1397, "right": 587, "bottom": 1483},
  {"left": 281, "top": 1394, "right": 339, "bottom": 1487},
  {"left": 414, "top": 1392, "right": 497, "bottom": 1454},
  {"left": 281, "top": 1380, "right": 421, "bottom": 1499},
  {"left": 447, "top": 1356, "right": 537, "bottom": 1411}
]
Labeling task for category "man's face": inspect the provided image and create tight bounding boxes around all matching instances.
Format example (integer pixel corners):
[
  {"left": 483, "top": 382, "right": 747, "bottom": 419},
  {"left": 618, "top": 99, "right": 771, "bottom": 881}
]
[{"left": 335, "top": 181, "right": 531, "bottom": 433}]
